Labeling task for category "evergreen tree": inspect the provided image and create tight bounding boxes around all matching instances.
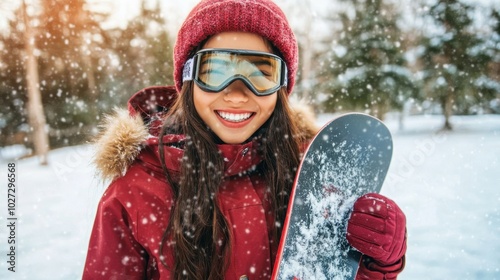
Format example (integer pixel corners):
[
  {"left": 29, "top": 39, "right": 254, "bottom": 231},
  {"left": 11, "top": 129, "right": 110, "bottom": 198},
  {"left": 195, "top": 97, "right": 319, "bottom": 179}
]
[
  {"left": 0, "top": 0, "right": 111, "bottom": 148},
  {"left": 491, "top": 9, "right": 500, "bottom": 64},
  {"left": 323, "top": 0, "right": 418, "bottom": 119},
  {"left": 477, "top": 7, "right": 500, "bottom": 114},
  {"left": 0, "top": 8, "right": 29, "bottom": 147},
  {"left": 489, "top": 8, "right": 500, "bottom": 91},
  {"left": 103, "top": 0, "right": 174, "bottom": 107},
  {"left": 36, "top": 0, "right": 110, "bottom": 146},
  {"left": 418, "top": 0, "right": 495, "bottom": 129},
  {"left": 0, "top": 0, "right": 174, "bottom": 148}
]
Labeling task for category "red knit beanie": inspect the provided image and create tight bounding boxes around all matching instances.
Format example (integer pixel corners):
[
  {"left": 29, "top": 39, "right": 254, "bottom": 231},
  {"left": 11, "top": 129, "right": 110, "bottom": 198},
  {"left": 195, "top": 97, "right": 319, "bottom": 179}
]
[{"left": 173, "top": 0, "right": 298, "bottom": 95}]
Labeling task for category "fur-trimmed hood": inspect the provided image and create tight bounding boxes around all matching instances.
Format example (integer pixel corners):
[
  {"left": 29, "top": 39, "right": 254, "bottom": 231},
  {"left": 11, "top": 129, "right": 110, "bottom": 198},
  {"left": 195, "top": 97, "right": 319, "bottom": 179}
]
[{"left": 93, "top": 86, "right": 319, "bottom": 181}]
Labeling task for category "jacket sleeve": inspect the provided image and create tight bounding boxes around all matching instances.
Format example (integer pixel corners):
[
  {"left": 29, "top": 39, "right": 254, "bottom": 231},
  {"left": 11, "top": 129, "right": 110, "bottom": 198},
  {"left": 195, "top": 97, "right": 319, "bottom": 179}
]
[
  {"left": 83, "top": 187, "right": 147, "bottom": 279},
  {"left": 355, "top": 255, "right": 405, "bottom": 280}
]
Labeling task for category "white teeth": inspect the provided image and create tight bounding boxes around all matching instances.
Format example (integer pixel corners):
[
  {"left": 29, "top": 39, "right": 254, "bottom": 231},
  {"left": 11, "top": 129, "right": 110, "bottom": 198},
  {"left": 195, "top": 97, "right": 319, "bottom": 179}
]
[{"left": 217, "top": 111, "right": 252, "bottom": 122}]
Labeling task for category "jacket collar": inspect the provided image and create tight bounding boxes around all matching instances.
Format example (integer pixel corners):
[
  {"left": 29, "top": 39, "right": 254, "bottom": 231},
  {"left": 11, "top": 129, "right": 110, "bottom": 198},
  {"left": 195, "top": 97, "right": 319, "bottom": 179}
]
[
  {"left": 93, "top": 86, "right": 317, "bottom": 181},
  {"left": 145, "top": 135, "right": 262, "bottom": 178}
]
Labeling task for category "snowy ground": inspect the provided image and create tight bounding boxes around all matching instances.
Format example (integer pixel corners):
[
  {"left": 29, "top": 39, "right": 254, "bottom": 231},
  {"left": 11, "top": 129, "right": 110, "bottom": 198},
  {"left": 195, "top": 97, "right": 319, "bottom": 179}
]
[{"left": 0, "top": 114, "right": 499, "bottom": 279}]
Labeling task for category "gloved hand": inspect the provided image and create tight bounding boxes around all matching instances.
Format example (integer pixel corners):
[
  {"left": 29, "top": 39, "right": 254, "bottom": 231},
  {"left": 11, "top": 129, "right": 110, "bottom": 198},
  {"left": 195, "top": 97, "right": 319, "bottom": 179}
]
[{"left": 346, "top": 193, "right": 407, "bottom": 266}]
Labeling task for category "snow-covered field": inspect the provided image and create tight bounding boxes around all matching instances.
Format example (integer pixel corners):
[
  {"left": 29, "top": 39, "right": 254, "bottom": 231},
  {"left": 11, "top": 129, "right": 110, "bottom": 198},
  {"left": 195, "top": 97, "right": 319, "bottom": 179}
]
[{"left": 0, "top": 114, "right": 498, "bottom": 279}]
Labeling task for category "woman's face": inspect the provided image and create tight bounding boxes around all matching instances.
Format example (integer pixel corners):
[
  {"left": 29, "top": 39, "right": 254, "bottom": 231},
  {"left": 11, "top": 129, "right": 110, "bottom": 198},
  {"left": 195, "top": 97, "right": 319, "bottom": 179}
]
[{"left": 193, "top": 32, "right": 278, "bottom": 144}]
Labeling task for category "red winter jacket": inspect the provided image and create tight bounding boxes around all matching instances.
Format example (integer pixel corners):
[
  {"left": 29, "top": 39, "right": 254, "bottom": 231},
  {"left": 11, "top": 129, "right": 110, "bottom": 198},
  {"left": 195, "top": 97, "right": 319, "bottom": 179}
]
[
  {"left": 83, "top": 86, "right": 404, "bottom": 279},
  {"left": 85, "top": 137, "right": 275, "bottom": 279},
  {"left": 84, "top": 86, "right": 299, "bottom": 279}
]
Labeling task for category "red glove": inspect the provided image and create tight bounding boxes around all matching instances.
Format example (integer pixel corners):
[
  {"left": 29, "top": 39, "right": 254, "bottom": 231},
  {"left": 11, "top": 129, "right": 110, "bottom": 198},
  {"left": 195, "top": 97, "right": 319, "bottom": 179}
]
[{"left": 346, "top": 193, "right": 407, "bottom": 266}]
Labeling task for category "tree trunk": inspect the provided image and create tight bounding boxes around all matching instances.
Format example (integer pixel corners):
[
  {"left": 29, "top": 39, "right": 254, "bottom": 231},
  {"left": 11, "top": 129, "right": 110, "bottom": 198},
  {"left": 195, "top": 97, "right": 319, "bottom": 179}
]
[
  {"left": 442, "top": 90, "right": 454, "bottom": 130},
  {"left": 371, "top": 97, "right": 387, "bottom": 121},
  {"left": 398, "top": 110, "right": 405, "bottom": 131},
  {"left": 375, "top": 105, "right": 387, "bottom": 121},
  {"left": 294, "top": 0, "right": 314, "bottom": 103},
  {"left": 83, "top": 53, "right": 97, "bottom": 96},
  {"left": 23, "top": 0, "right": 50, "bottom": 165},
  {"left": 299, "top": 28, "right": 313, "bottom": 101}
]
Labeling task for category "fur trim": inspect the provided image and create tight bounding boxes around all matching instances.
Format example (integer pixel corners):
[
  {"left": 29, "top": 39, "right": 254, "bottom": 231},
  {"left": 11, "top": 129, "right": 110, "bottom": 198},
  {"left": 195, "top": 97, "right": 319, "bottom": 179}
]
[
  {"left": 93, "top": 109, "right": 149, "bottom": 181},
  {"left": 93, "top": 103, "right": 318, "bottom": 181},
  {"left": 290, "top": 102, "right": 319, "bottom": 140}
]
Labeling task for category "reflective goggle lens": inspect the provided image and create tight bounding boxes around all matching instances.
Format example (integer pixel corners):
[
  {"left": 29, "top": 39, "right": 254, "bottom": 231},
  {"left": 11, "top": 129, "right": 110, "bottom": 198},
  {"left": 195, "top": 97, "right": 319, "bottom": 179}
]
[{"left": 182, "top": 49, "right": 287, "bottom": 96}]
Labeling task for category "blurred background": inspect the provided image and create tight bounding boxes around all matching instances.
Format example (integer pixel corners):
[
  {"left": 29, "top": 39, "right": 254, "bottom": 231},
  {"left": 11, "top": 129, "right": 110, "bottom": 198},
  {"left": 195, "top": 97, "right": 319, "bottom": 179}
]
[
  {"left": 0, "top": 0, "right": 498, "bottom": 279},
  {"left": 0, "top": 0, "right": 498, "bottom": 162}
]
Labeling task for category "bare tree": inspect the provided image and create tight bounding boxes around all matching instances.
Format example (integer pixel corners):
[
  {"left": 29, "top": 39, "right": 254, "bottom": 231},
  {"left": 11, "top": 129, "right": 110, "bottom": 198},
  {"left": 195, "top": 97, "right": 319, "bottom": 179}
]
[{"left": 22, "top": 0, "right": 49, "bottom": 165}]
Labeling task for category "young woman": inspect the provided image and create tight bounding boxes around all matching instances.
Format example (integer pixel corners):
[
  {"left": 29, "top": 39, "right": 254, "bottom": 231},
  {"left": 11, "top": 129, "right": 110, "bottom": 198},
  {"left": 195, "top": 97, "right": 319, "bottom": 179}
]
[{"left": 83, "top": 0, "right": 406, "bottom": 279}]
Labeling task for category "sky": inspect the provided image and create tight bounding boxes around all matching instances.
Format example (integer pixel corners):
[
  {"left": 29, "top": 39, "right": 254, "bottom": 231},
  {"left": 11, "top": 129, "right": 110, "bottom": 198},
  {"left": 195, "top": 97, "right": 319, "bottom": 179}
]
[
  {"left": 1, "top": 0, "right": 497, "bottom": 36},
  {"left": 92, "top": 0, "right": 500, "bottom": 54},
  {"left": 97, "top": 0, "right": 197, "bottom": 31}
]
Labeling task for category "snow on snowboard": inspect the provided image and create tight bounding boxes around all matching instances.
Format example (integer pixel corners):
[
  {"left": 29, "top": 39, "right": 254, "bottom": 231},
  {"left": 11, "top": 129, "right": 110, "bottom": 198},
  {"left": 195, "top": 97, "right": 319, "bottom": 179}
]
[{"left": 272, "top": 113, "right": 393, "bottom": 280}]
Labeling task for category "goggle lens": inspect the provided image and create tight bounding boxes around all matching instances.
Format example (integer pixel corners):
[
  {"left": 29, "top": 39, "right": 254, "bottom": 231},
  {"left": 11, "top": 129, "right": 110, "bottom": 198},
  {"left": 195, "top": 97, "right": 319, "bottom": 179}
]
[{"left": 182, "top": 49, "right": 287, "bottom": 96}]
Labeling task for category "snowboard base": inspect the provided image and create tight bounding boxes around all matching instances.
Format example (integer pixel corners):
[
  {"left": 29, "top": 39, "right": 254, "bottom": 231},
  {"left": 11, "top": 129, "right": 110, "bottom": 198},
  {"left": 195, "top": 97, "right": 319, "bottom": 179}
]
[{"left": 272, "top": 113, "right": 393, "bottom": 279}]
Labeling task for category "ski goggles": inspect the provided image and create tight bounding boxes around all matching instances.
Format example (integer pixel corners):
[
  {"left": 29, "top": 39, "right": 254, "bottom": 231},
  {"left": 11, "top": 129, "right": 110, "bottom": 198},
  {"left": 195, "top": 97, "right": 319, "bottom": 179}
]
[{"left": 182, "top": 49, "right": 288, "bottom": 96}]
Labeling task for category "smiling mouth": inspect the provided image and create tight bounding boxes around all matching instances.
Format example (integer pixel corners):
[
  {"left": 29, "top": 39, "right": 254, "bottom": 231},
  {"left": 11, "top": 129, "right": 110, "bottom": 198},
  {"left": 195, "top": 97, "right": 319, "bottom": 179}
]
[{"left": 216, "top": 111, "right": 253, "bottom": 123}]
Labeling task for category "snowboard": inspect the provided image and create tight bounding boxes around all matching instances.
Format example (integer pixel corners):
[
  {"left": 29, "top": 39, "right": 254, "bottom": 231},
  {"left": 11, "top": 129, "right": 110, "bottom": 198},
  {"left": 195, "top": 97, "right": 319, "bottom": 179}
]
[{"left": 271, "top": 113, "right": 393, "bottom": 280}]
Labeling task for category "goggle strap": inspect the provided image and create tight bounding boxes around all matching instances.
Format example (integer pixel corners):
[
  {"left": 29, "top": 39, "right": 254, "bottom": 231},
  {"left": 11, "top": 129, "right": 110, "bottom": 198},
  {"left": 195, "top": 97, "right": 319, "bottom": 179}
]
[
  {"left": 283, "top": 66, "right": 288, "bottom": 87},
  {"left": 182, "top": 57, "right": 194, "bottom": 82}
]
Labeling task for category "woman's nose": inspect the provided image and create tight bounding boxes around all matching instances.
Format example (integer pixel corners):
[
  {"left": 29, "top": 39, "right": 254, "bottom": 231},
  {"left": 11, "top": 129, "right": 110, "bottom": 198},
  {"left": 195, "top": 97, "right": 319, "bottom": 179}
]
[{"left": 223, "top": 80, "right": 250, "bottom": 103}]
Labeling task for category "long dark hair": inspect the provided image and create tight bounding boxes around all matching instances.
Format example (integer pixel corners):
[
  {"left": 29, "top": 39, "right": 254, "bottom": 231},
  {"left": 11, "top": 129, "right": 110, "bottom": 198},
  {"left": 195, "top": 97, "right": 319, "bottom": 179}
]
[{"left": 158, "top": 82, "right": 304, "bottom": 279}]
